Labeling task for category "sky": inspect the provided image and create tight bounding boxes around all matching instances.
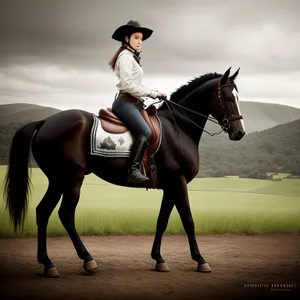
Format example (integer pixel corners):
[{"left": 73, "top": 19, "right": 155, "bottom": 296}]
[{"left": 0, "top": 0, "right": 300, "bottom": 114}]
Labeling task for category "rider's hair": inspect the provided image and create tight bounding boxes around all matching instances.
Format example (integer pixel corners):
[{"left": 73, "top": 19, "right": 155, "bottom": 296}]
[{"left": 108, "top": 42, "right": 127, "bottom": 71}]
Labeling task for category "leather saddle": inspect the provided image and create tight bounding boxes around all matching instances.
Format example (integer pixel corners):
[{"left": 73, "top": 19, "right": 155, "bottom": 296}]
[{"left": 98, "top": 105, "right": 161, "bottom": 188}]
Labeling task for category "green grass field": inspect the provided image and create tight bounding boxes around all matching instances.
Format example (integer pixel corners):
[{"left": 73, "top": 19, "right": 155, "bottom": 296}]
[{"left": 0, "top": 166, "right": 299, "bottom": 237}]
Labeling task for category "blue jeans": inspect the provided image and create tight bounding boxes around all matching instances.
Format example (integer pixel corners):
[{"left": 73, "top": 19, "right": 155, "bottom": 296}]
[{"left": 112, "top": 95, "right": 151, "bottom": 142}]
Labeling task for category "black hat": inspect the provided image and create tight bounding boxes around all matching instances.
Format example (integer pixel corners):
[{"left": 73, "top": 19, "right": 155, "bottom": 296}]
[{"left": 112, "top": 20, "right": 153, "bottom": 42}]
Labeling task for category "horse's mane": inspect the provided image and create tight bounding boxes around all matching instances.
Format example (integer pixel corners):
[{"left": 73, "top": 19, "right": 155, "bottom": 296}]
[{"left": 169, "top": 72, "right": 222, "bottom": 103}]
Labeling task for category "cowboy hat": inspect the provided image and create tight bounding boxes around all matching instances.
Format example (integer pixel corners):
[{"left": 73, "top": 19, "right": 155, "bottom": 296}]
[{"left": 112, "top": 20, "right": 153, "bottom": 42}]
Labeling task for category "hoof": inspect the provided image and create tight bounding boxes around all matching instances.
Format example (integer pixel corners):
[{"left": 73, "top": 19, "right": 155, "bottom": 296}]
[
  {"left": 84, "top": 259, "right": 97, "bottom": 272},
  {"left": 44, "top": 267, "right": 60, "bottom": 278},
  {"left": 155, "top": 262, "right": 170, "bottom": 272},
  {"left": 197, "top": 262, "right": 212, "bottom": 273}
]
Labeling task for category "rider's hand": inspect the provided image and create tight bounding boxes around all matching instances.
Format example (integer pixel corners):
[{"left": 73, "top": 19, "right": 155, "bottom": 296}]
[{"left": 157, "top": 92, "right": 167, "bottom": 100}]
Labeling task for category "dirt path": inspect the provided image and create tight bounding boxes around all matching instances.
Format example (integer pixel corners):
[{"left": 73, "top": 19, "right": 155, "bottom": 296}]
[{"left": 0, "top": 234, "right": 299, "bottom": 300}]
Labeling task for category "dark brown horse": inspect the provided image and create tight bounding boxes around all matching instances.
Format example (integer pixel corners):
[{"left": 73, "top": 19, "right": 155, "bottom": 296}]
[{"left": 4, "top": 67, "right": 245, "bottom": 277}]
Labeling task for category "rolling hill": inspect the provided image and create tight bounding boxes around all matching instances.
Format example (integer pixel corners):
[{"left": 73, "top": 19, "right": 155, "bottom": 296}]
[
  {"left": 0, "top": 103, "right": 61, "bottom": 125},
  {"left": 203, "top": 101, "right": 300, "bottom": 135},
  {"left": 198, "top": 118, "right": 300, "bottom": 177},
  {"left": 0, "top": 102, "right": 300, "bottom": 177},
  {"left": 1, "top": 101, "right": 300, "bottom": 132}
]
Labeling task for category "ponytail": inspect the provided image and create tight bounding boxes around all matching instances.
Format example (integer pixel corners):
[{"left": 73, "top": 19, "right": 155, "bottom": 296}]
[{"left": 108, "top": 42, "right": 141, "bottom": 71}]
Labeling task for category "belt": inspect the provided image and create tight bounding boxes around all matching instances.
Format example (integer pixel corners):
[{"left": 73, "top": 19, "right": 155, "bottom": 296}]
[{"left": 118, "top": 92, "right": 143, "bottom": 104}]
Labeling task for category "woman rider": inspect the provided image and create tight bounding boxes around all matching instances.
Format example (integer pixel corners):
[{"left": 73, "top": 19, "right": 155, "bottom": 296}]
[{"left": 109, "top": 20, "right": 167, "bottom": 184}]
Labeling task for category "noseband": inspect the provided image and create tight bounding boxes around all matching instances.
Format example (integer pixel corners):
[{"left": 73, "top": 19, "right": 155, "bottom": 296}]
[{"left": 214, "top": 83, "right": 243, "bottom": 132}]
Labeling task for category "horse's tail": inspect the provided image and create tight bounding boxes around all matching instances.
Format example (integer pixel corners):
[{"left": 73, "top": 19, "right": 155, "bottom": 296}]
[{"left": 3, "top": 120, "right": 45, "bottom": 231}]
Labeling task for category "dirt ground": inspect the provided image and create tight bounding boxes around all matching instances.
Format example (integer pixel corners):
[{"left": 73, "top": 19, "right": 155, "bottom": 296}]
[{"left": 0, "top": 234, "right": 299, "bottom": 300}]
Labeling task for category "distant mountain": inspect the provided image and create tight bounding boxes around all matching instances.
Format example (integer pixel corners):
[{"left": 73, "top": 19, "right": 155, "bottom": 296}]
[
  {"left": 204, "top": 101, "right": 300, "bottom": 134},
  {"left": 0, "top": 103, "right": 61, "bottom": 164},
  {"left": 239, "top": 102, "right": 300, "bottom": 132},
  {"left": 0, "top": 103, "right": 61, "bottom": 125}
]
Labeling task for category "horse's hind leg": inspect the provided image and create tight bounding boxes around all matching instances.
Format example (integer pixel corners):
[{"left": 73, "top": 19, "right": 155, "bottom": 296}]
[
  {"left": 36, "top": 181, "right": 63, "bottom": 278},
  {"left": 58, "top": 170, "right": 97, "bottom": 273}
]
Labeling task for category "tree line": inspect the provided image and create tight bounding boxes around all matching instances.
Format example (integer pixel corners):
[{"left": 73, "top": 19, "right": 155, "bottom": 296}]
[{"left": 197, "top": 119, "right": 300, "bottom": 178}]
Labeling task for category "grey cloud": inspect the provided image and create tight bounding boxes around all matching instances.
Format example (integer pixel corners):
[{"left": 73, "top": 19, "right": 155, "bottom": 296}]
[
  {"left": 146, "top": 0, "right": 300, "bottom": 74},
  {"left": 0, "top": 65, "right": 115, "bottom": 96},
  {"left": 0, "top": 0, "right": 299, "bottom": 76},
  {"left": 0, "top": 0, "right": 300, "bottom": 112}
]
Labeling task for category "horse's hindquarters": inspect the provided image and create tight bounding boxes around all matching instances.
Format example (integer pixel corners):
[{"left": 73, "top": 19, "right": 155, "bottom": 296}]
[{"left": 32, "top": 109, "right": 93, "bottom": 173}]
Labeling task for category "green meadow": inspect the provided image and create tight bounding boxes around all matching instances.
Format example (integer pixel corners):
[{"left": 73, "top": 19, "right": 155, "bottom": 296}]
[{"left": 0, "top": 166, "right": 299, "bottom": 237}]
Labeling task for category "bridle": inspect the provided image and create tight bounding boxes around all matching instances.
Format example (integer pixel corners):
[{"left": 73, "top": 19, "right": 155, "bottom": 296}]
[
  {"left": 214, "top": 83, "right": 243, "bottom": 132},
  {"left": 154, "top": 82, "right": 243, "bottom": 136}
]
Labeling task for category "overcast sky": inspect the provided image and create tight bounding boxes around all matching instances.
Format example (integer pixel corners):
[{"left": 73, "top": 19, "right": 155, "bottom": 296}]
[{"left": 0, "top": 0, "right": 300, "bottom": 113}]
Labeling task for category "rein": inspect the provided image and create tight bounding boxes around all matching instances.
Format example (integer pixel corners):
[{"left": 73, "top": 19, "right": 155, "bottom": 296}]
[
  {"left": 153, "top": 83, "right": 243, "bottom": 137},
  {"left": 158, "top": 98, "right": 224, "bottom": 136}
]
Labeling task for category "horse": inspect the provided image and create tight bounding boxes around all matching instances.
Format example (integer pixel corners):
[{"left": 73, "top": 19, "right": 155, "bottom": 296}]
[{"left": 3, "top": 67, "right": 245, "bottom": 278}]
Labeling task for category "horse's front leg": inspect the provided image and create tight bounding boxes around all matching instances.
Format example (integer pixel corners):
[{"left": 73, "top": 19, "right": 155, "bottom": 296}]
[
  {"left": 174, "top": 176, "right": 212, "bottom": 272},
  {"left": 151, "top": 187, "right": 174, "bottom": 272}
]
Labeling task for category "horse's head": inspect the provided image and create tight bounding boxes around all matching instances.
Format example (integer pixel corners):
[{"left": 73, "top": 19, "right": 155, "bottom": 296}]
[{"left": 210, "top": 67, "right": 245, "bottom": 141}]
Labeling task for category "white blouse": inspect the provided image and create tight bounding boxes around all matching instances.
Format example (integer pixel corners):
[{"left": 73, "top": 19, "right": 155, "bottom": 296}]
[{"left": 115, "top": 49, "right": 158, "bottom": 101}]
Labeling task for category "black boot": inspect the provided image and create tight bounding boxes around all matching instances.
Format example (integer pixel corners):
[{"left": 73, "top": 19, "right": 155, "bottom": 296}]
[{"left": 128, "top": 137, "right": 149, "bottom": 183}]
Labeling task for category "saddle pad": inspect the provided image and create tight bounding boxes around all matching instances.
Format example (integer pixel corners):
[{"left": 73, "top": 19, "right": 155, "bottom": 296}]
[{"left": 90, "top": 114, "right": 133, "bottom": 157}]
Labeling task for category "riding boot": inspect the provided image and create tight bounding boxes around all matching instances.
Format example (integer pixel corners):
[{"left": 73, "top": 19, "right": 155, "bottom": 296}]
[{"left": 128, "top": 137, "right": 149, "bottom": 183}]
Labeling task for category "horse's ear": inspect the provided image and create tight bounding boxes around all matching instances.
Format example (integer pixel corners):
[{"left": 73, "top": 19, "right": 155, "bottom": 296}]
[
  {"left": 230, "top": 67, "right": 240, "bottom": 81},
  {"left": 220, "top": 67, "right": 231, "bottom": 85}
]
